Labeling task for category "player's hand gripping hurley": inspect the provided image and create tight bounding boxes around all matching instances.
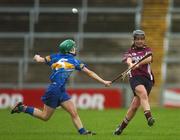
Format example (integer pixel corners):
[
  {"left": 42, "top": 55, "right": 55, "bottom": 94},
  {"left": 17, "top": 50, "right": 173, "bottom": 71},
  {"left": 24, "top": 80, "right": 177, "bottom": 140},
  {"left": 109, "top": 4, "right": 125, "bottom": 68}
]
[{"left": 111, "top": 53, "right": 152, "bottom": 83}]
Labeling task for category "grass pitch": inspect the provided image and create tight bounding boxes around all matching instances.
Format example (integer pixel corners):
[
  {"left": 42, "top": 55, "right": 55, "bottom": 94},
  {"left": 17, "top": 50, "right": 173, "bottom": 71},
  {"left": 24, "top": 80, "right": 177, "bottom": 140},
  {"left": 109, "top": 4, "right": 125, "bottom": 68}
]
[{"left": 0, "top": 108, "right": 180, "bottom": 140}]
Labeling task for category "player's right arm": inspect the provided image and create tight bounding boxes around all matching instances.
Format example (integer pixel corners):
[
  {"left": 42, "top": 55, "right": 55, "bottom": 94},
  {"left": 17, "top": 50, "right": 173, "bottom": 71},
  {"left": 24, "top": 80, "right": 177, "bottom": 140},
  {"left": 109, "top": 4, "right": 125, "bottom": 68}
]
[
  {"left": 33, "top": 54, "right": 46, "bottom": 63},
  {"left": 122, "top": 50, "right": 134, "bottom": 68}
]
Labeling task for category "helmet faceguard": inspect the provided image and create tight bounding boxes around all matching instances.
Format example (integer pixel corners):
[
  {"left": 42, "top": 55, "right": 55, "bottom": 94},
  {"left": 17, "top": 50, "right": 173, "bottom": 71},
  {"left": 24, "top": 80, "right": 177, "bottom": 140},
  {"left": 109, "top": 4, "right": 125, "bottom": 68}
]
[
  {"left": 58, "top": 39, "right": 76, "bottom": 54},
  {"left": 132, "top": 30, "right": 146, "bottom": 48},
  {"left": 133, "top": 30, "right": 145, "bottom": 39}
]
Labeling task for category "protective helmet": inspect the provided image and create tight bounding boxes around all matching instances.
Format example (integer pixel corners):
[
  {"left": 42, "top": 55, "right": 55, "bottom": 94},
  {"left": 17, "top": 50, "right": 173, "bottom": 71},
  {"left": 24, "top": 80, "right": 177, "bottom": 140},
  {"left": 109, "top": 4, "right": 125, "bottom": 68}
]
[
  {"left": 133, "top": 30, "right": 145, "bottom": 38},
  {"left": 58, "top": 39, "right": 76, "bottom": 54}
]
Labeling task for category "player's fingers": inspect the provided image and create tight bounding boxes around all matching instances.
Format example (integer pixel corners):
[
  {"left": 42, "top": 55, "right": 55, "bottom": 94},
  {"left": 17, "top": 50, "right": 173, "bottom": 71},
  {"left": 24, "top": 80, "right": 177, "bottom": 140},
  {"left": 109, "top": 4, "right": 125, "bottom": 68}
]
[
  {"left": 105, "top": 83, "right": 111, "bottom": 87},
  {"left": 105, "top": 84, "right": 110, "bottom": 87},
  {"left": 33, "top": 55, "right": 37, "bottom": 60},
  {"left": 33, "top": 54, "right": 40, "bottom": 61}
]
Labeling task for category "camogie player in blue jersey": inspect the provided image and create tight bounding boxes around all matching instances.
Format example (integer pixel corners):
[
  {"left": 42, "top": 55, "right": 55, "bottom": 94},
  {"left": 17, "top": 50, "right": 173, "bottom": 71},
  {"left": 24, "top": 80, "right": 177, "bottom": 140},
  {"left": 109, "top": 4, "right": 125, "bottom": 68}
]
[{"left": 11, "top": 39, "right": 111, "bottom": 135}]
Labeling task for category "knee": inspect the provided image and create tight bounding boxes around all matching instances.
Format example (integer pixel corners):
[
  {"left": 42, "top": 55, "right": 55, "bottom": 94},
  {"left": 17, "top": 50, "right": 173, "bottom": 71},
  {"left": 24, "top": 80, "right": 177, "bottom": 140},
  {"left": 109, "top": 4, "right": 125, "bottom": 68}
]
[
  {"left": 135, "top": 87, "right": 148, "bottom": 100},
  {"left": 140, "top": 93, "right": 148, "bottom": 100}
]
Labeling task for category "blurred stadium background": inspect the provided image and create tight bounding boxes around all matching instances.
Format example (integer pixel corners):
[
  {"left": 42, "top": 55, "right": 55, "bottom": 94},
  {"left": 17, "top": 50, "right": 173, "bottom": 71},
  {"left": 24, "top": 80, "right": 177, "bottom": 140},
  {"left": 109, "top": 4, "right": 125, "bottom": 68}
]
[
  {"left": 1, "top": 0, "right": 180, "bottom": 140},
  {"left": 0, "top": 0, "right": 180, "bottom": 119}
]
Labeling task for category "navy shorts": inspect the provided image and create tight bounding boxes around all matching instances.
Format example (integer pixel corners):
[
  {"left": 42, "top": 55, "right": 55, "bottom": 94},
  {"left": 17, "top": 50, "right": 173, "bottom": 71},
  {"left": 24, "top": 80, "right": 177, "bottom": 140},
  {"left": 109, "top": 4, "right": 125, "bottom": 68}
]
[
  {"left": 129, "top": 75, "right": 153, "bottom": 96},
  {"left": 41, "top": 83, "right": 71, "bottom": 108}
]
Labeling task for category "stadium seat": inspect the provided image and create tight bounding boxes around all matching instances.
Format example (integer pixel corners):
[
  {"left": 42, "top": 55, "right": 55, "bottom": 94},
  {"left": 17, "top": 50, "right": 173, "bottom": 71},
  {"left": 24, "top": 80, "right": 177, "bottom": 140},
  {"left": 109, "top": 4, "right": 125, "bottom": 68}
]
[
  {"left": 0, "top": 13, "right": 29, "bottom": 32},
  {"left": 0, "top": 63, "right": 18, "bottom": 83},
  {"left": 0, "top": 38, "right": 24, "bottom": 57},
  {"left": 84, "top": 13, "right": 135, "bottom": 32},
  {"left": 35, "top": 13, "right": 78, "bottom": 32}
]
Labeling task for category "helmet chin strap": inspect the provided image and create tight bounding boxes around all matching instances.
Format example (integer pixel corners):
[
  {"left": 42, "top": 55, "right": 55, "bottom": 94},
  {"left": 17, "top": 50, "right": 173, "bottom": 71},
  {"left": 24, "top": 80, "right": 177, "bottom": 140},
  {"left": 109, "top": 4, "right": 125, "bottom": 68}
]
[
  {"left": 68, "top": 52, "right": 76, "bottom": 56},
  {"left": 135, "top": 45, "right": 145, "bottom": 50}
]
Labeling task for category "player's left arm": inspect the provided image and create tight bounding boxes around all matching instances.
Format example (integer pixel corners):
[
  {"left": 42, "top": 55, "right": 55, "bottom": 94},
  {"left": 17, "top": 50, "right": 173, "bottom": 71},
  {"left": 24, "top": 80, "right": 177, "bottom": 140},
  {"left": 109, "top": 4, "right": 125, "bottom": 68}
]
[
  {"left": 138, "top": 55, "right": 152, "bottom": 66},
  {"left": 82, "top": 67, "right": 111, "bottom": 87}
]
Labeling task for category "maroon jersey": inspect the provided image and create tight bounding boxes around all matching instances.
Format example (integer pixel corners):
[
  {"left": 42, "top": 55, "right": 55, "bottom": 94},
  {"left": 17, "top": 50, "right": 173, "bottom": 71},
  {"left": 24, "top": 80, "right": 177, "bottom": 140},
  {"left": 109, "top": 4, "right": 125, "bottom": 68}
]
[{"left": 123, "top": 46, "right": 154, "bottom": 81}]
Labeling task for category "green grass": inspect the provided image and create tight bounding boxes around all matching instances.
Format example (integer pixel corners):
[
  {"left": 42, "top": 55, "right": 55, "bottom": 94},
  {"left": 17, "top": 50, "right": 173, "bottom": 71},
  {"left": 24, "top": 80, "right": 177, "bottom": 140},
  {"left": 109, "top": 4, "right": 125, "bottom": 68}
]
[{"left": 0, "top": 108, "right": 180, "bottom": 140}]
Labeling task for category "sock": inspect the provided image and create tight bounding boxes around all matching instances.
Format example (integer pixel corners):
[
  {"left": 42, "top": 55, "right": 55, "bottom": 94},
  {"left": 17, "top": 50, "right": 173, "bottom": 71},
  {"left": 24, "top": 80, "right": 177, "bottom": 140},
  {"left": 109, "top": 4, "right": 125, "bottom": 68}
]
[
  {"left": 18, "top": 105, "right": 24, "bottom": 112},
  {"left": 24, "top": 106, "right": 34, "bottom": 116},
  {"left": 119, "top": 117, "right": 130, "bottom": 130},
  {"left": 144, "top": 110, "right": 152, "bottom": 121},
  {"left": 78, "top": 128, "right": 86, "bottom": 134}
]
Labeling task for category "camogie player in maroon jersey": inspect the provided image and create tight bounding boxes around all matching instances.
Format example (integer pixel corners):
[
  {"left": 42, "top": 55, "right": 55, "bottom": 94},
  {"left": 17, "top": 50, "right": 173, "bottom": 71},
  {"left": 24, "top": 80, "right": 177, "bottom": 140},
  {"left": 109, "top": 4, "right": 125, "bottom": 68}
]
[{"left": 114, "top": 30, "right": 155, "bottom": 135}]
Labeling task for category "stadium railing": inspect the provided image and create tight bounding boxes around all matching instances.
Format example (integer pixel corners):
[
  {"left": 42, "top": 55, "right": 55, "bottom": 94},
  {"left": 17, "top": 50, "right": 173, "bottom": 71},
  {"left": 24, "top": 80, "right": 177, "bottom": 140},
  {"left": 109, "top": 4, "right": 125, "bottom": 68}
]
[
  {"left": 0, "top": 0, "right": 143, "bottom": 108},
  {"left": 0, "top": 0, "right": 143, "bottom": 90},
  {"left": 163, "top": 0, "right": 180, "bottom": 86}
]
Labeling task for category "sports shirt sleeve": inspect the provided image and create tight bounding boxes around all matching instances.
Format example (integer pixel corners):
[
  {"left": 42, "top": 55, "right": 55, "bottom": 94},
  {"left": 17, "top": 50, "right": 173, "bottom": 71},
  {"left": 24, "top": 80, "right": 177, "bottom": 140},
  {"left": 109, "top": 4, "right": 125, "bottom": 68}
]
[
  {"left": 44, "top": 54, "right": 57, "bottom": 66},
  {"left": 74, "top": 59, "right": 87, "bottom": 71},
  {"left": 122, "top": 49, "right": 132, "bottom": 63},
  {"left": 145, "top": 47, "right": 153, "bottom": 55}
]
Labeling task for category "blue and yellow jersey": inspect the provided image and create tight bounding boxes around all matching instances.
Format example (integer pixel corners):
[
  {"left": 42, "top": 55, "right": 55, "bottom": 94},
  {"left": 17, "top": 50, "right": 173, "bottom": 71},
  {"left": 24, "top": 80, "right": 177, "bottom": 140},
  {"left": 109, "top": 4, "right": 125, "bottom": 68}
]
[{"left": 45, "top": 53, "right": 86, "bottom": 87}]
